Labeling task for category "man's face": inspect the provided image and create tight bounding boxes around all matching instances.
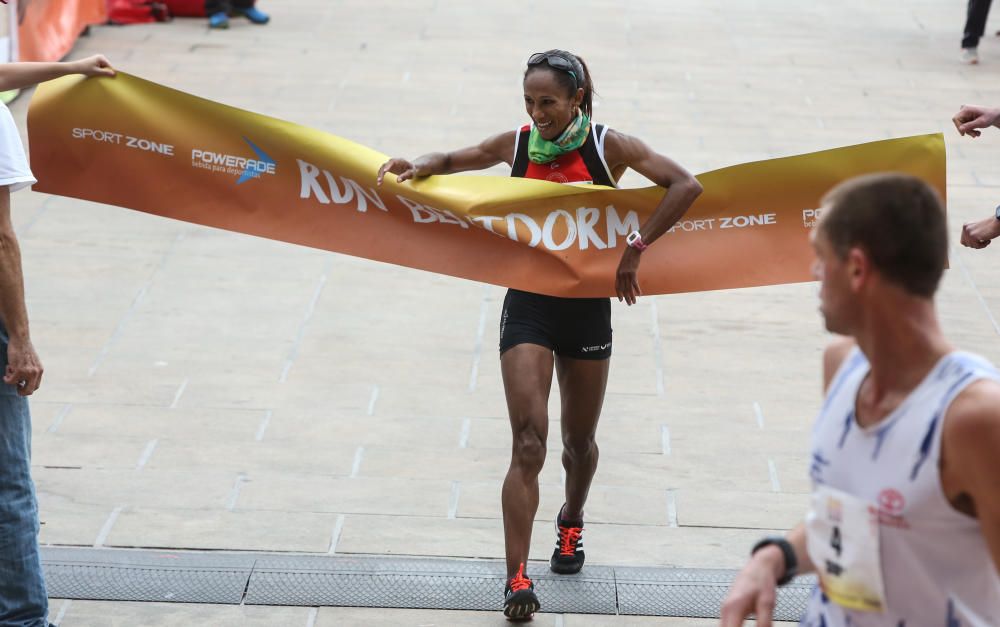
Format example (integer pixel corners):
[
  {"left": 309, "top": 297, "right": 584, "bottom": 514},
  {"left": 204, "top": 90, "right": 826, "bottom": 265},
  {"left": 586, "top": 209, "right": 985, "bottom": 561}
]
[{"left": 811, "top": 221, "right": 854, "bottom": 334}]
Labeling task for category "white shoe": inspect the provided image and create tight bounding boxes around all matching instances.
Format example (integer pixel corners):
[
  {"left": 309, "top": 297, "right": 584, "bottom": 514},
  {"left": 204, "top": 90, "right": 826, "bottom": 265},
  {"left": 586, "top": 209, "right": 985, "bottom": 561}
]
[{"left": 961, "top": 48, "right": 980, "bottom": 64}]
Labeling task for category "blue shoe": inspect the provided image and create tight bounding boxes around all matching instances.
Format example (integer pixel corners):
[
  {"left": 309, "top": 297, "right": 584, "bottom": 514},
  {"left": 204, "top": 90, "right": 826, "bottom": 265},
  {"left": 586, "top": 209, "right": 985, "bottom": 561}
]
[
  {"left": 208, "top": 11, "right": 229, "bottom": 28},
  {"left": 236, "top": 6, "right": 270, "bottom": 24}
]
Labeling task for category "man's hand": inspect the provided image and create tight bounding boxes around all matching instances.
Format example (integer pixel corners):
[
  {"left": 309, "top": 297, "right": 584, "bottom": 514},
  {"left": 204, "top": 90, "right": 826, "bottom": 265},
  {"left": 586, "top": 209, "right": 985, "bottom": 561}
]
[
  {"left": 72, "top": 55, "right": 116, "bottom": 78},
  {"left": 719, "top": 545, "right": 785, "bottom": 627},
  {"left": 2, "top": 336, "right": 43, "bottom": 396},
  {"left": 953, "top": 105, "right": 1000, "bottom": 138},
  {"left": 960, "top": 215, "right": 1000, "bottom": 249}
]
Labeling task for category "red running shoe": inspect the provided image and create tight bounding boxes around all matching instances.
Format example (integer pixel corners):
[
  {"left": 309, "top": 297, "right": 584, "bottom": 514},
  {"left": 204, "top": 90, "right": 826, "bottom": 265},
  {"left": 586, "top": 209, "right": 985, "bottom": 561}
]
[{"left": 503, "top": 562, "right": 539, "bottom": 620}]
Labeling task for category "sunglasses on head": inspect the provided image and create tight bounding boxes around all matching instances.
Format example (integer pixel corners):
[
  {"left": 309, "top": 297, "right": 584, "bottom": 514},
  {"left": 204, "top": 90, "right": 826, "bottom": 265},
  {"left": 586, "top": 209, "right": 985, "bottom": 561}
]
[{"left": 527, "top": 52, "right": 578, "bottom": 89}]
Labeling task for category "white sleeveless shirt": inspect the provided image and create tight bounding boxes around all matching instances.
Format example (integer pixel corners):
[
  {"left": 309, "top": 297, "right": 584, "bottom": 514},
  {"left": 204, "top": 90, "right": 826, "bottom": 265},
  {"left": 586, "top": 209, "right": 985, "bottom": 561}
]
[{"left": 800, "top": 348, "right": 1000, "bottom": 627}]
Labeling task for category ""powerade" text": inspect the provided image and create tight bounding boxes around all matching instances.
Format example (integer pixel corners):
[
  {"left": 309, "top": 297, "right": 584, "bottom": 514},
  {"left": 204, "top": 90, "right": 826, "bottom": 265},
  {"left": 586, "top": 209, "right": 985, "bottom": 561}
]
[{"left": 191, "top": 149, "right": 276, "bottom": 174}]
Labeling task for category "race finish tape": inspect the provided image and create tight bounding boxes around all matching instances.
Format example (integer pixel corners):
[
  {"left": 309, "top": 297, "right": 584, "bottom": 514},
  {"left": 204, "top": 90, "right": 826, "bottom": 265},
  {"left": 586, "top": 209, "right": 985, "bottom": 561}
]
[{"left": 27, "top": 73, "right": 945, "bottom": 297}]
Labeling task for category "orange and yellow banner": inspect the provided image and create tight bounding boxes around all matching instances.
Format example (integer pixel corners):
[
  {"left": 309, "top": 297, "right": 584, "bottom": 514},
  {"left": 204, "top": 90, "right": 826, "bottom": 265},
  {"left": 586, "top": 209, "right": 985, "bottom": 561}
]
[{"left": 27, "top": 73, "right": 945, "bottom": 297}]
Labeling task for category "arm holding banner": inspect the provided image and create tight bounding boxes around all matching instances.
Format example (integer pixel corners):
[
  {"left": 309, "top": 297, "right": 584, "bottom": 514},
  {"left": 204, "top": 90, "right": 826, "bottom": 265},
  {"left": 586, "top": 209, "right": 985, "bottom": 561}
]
[
  {"left": 0, "top": 55, "right": 115, "bottom": 92},
  {"left": 603, "top": 130, "right": 703, "bottom": 305},
  {"left": 376, "top": 130, "right": 516, "bottom": 185}
]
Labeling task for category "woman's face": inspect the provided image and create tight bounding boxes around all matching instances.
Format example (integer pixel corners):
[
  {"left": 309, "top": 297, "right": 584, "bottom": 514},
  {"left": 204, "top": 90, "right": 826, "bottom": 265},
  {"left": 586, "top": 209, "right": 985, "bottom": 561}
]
[{"left": 523, "top": 69, "right": 583, "bottom": 141}]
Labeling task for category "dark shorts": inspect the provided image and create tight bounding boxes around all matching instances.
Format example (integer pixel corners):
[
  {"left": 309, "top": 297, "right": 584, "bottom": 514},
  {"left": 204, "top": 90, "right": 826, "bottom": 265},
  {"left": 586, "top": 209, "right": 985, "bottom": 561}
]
[{"left": 499, "top": 289, "right": 612, "bottom": 360}]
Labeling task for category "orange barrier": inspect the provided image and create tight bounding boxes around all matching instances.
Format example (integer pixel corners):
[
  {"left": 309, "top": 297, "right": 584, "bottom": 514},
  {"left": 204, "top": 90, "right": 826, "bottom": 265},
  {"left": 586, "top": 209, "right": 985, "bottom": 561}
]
[
  {"left": 18, "top": 0, "right": 107, "bottom": 62},
  {"left": 27, "top": 72, "right": 946, "bottom": 297}
]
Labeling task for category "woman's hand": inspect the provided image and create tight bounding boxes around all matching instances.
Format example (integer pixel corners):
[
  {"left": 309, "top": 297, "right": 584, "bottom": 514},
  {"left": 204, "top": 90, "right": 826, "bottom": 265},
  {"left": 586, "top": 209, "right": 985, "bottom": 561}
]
[
  {"left": 377, "top": 158, "right": 419, "bottom": 185},
  {"left": 72, "top": 54, "right": 116, "bottom": 78},
  {"left": 615, "top": 247, "right": 642, "bottom": 306}
]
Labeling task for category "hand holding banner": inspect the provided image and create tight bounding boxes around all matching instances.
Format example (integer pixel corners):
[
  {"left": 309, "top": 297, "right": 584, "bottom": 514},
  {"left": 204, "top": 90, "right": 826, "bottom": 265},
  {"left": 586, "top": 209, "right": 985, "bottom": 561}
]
[{"left": 27, "top": 72, "right": 945, "bottom": 297}]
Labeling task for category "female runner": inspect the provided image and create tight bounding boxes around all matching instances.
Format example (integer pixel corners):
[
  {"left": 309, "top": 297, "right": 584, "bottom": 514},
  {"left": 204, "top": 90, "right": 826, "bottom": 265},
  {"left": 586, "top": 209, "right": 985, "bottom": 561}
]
[{"left": 377, "top": 49, "right": 702, "bottom": 619}]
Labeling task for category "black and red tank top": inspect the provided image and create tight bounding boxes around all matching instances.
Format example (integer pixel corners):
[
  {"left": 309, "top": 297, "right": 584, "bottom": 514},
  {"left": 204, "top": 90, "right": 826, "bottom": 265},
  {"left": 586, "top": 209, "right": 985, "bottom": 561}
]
[{"left": 510, "top": 123, "right": 617, "bottom": 187}]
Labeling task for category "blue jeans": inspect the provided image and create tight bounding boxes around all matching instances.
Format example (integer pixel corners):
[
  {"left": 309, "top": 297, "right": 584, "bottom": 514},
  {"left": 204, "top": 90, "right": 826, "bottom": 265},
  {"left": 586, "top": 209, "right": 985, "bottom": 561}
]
[{"left": 0, "top": 324, "right": 47, "bottom": 626}]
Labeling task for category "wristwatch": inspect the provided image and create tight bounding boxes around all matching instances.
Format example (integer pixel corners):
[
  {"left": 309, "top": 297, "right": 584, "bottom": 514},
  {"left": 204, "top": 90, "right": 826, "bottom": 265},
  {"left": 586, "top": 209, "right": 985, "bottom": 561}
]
[
  {"left": 751, "top": 536, "right": 798, "bottom": 586},
  {"left": 626, "top": 230, "right": 648, "bottom": 251},
  {"left": 994, "top": 204, "right": 1000, "bottom": 221}
]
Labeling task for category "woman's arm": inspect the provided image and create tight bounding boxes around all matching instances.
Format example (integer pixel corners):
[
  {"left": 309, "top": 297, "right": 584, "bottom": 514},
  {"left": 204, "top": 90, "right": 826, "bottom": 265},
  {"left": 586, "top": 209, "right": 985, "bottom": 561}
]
[
  {"left": 603, "top": 130, "right": 703, "bottom": 304},
  {"left": 377, "top": 130, "right": 516, "bottom": 185},
  {"left": 0, "top": 55, "right": 115, "bottom": 92}
]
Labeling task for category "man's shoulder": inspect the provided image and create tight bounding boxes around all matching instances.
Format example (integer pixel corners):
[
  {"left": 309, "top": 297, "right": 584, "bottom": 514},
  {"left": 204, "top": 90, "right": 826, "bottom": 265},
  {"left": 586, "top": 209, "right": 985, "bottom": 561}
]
[
  {"left": 940, "top": 374, "right": 1000, "bottom": 514},
  {"left": 946, "top": 376, "right": 1000, "bottom": 435},
  {"left": 822, "top": 336, "right": 857, "bottom": 392}
]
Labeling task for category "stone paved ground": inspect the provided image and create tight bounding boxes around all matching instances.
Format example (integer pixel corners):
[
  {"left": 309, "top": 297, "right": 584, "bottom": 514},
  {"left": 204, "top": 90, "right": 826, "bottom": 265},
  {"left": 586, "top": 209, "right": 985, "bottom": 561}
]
[{"left": 6, "top": 0, "right": 1000, "bottom": 624}]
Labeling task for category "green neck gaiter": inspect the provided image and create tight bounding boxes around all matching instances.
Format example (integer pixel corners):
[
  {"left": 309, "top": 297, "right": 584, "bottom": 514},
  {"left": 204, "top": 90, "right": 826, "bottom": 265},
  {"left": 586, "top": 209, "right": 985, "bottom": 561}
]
[{"left": 528, "top": 109, "right": 591, "bottom": 164}]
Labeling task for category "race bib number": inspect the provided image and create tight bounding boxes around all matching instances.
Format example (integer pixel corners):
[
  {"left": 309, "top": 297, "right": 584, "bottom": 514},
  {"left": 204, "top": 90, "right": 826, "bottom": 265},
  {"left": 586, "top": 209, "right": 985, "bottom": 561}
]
[{"left": 805, "top": 485, "right": 886, "bottom": 612}]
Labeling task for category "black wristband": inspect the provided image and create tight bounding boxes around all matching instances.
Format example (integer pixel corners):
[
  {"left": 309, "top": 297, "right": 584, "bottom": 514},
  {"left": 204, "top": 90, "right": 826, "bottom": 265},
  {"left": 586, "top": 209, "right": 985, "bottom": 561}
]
[{"left": 751, "top": 536, "right": 798, "bottom": 586}]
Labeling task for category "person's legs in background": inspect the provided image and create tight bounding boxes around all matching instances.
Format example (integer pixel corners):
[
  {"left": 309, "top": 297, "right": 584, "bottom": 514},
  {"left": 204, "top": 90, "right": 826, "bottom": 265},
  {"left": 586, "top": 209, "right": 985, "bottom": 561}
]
[
  {"left": 0, "top": 370, "right": 48, "bottom": 627},
  {"left": 231, "top": 0, "right": 270, "bottom": 25},
  {"left": 962, "top": 0, "right": 994, "bottom": 63},
  {"left": 205, "top": 0, "right": 231, "bottom": 28}
]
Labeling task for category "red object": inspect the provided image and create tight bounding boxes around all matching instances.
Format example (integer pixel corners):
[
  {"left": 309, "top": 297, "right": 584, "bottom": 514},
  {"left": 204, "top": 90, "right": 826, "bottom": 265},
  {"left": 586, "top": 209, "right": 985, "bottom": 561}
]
[
  {"left": 162, "top": 0, "right": 205, "bottom": 17},
  {"left": 107, "top": 1, "right": 170, "bottom": 24},
  {"left": 518, "top": 124, "right": 599, "bottom": 184}
]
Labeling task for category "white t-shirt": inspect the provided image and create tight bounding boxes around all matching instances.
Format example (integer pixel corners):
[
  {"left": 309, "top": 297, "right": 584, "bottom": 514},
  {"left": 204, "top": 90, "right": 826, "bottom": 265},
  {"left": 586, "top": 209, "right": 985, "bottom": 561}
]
[
  {"left": 0, "top": 101, "right": 36, "bottom": 192},
  {"left": 801, "top": 348, "right": 1000, "bottom": 626}
]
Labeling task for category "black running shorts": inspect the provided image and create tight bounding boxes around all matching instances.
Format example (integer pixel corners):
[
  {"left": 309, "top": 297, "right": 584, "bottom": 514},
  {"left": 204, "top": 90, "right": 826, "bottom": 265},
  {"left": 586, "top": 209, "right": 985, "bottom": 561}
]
[{"left": 499, "top": 289, "right": 612, "bottom": 360}]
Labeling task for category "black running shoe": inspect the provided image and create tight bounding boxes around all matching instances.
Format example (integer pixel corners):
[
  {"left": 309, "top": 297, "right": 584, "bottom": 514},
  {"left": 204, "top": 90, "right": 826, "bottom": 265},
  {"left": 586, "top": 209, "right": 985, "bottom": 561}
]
[
  {"left": 503, "top": 562, "right": 539, "bottom": 620},
  {"left": 549, "top": 505, "right": 585, "bottom": 574}
]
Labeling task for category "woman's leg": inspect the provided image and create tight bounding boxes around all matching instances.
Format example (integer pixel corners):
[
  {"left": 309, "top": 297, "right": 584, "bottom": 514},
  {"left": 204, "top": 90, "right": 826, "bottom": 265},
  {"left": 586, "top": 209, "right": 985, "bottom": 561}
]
[
  {"left": 555, "top": 355, "right": 610, "bottom": 520},
  {"left": 500, "top": 343, "right": 554, "bottom": 578}
]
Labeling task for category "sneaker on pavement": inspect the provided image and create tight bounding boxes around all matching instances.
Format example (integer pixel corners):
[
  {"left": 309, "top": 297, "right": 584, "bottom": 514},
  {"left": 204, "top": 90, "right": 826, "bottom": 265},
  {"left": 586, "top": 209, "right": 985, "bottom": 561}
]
[
  {"left": 961, "top": 47, "right": 979, "bottom": 64},
  {"left": 549, "top": 504, "right": 585, "bottom": 574},
  {"left": 208, "top": 11, "right": 229, "bottom": 28},
  {"left": 503, "top": 562, "right": 539, "bottom": 621},
  {"left": 236, "top": 6, "right": 270, "bottom": 24}
]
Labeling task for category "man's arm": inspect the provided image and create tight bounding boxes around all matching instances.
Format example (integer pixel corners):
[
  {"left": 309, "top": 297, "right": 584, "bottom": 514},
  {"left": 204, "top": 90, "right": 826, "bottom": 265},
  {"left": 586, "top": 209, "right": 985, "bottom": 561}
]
[
  {"left": 952, "top": 105, "right": 1000, "bottom": 138},
  {"left": 0, "top": 189, "right": 42, "bottom": 395},
  {"left": 719, "top": 523, "right": 816, "bottom": 627},
  {"left": 952, "top": 105, "right": 1000, "bottom": 249},
  {"left": 718, "top": 340, "right": 850, "bottom": 626},
  {"left": 0, "top": 55, "right": 115, "bottom": 92},
  {"left": 960, "top": 210, "right": 1000, "bottom": 250},
  {"left": 941, "top": 379, "right": 1000, "bottom": 573}
]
